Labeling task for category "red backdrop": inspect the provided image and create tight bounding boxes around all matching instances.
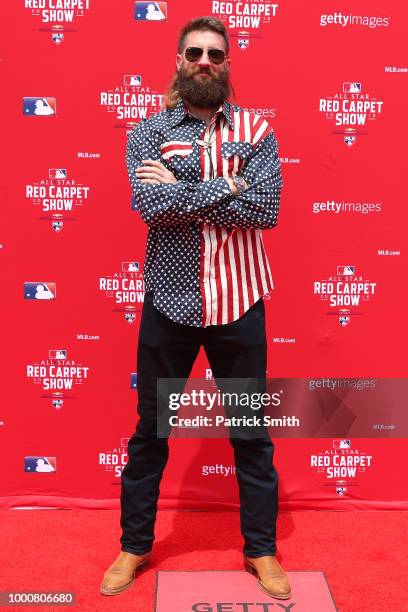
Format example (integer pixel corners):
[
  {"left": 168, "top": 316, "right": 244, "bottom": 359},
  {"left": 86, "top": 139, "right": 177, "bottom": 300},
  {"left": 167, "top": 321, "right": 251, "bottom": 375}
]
[{"left": 1, "top": 1, "right": 407, "bottom": 510}]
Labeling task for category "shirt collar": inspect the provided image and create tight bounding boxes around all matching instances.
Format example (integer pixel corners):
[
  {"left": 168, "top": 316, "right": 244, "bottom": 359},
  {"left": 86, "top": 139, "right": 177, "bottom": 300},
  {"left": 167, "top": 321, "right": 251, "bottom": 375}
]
[{"left": 169, "top": 98, "right": 234, "bottom": 130}]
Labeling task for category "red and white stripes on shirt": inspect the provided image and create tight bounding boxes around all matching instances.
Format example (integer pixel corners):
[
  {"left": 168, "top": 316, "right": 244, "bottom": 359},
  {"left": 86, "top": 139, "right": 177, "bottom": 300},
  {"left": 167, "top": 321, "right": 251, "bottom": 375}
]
[{"left": 198, "top": 108, "right": 274, "bottom": 326}]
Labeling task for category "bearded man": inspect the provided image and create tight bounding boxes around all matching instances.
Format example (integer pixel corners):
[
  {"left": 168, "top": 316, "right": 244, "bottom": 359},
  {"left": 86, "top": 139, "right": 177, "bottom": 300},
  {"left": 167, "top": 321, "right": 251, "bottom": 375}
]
[{"left": 100, "top": 15, "right": 290, "bottom": 601}]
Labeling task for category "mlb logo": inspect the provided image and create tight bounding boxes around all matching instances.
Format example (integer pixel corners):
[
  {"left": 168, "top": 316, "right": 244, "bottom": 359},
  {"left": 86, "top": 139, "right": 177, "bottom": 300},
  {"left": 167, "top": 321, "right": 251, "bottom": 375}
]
[
  {"left": 343, "top": 82, "right": 361, "bottom": 93},
  {"left": 336, "top": 487, "right": 347, "bottom": 496},
  {"left": 23, "top": 97, "right": 56, "bottom": 116},
  {"left": 238, "top": 38, "right": 249, "bottom": 50},
  {"left": 24, "top": 456, "right": 56, "bottom": 472},
  {"left": 51, "top": 213, "right": 64, "bottom": 232},
  {"left": 131, "top": 372, "right": 138, "bottom": 389},
  {"left": 121, "top": 438, "right": 130, "bottom": 448},
  {"left": 52, "top": 32, "right": 64, "bottom": 44},
  {"left": 125, "top": 312, "right": 136, "bottom": 324},
  {"left": 337, "top": 265, "right": 355, "bottom": 276},
  {"left": 333, "top": 439, "right": 351, "bottom": 449},
  {"left": 49, "top": 169, "right": 67, "bottom": 179},
  {"left": 345, "top": 135, "right": 357, "bottom": 147},
  {"left": 49, "top": 349, "right": 67, "bottom": 359},
  {"left": 124, "top": 75, "right": 142, "bottom": 86},
  {"left": 134, "top": 2, "right": 167, "bottom": 21},
  {"left": 123, "top": 261, "right": 139, "bottom": 272},
  {"left": 238, "top": 31, "right": 250, "bottom": 50},
  {"left": 52, "top": 220, "right": 64, "bottom": 232},
  {"left": 24, "top": 282, "right": 56, "bottom": 300},
  {"left": 339, "top": 315, "right": 350, "bottom": 327}
]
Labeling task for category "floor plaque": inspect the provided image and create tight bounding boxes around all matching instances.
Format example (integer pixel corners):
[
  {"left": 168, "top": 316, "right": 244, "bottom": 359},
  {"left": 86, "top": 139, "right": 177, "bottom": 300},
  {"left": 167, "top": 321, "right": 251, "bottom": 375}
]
[{"left": 155, "top": 570, "right": 337, "bottom": 611}]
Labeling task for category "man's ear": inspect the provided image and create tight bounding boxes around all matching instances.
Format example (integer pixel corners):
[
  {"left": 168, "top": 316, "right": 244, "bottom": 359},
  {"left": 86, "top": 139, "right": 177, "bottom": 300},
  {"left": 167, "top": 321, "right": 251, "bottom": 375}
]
[{"left": 176, "top": 53, "right": 182, "bottom": 71}]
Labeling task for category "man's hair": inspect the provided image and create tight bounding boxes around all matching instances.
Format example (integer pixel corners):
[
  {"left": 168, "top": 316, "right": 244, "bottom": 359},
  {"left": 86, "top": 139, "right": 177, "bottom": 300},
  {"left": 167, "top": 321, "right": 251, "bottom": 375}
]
[
  {"left": 162, "top": 16, "right": 230, "bottom": 110},
  {"left": 178, "top": 16, "right": 229, "bottom": 54}
]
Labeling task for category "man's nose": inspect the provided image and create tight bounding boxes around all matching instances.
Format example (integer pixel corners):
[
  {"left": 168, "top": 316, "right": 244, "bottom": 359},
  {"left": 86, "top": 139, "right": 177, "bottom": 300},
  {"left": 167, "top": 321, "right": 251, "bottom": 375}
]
[{"left": 197, "top": 50, "right": 211, "bottom": 67}]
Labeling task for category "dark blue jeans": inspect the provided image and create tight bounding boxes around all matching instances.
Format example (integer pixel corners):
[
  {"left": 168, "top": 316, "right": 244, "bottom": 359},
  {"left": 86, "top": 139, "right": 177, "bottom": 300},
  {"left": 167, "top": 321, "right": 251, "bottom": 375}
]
[{"left": 120, "top": 291, "right": 279, "bottom": 558}]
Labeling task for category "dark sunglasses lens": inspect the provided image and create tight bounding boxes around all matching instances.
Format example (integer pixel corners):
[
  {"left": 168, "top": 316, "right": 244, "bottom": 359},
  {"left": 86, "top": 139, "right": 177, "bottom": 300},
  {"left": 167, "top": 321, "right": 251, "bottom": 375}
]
[
  {"left": 185, "top": 47, "right": 226, "bottom": 64},
  {"left": 185, "top": 47, "right": 203, "bottom": 62},
  {"left": 208, "top": 49, "right": 225, "bottom": 64}
]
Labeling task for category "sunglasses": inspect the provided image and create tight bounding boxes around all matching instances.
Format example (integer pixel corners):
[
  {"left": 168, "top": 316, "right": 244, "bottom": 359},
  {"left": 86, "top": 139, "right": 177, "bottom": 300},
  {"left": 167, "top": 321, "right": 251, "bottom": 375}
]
[{"left": 184, "top": 46, "right": 226, "bottom": 65}]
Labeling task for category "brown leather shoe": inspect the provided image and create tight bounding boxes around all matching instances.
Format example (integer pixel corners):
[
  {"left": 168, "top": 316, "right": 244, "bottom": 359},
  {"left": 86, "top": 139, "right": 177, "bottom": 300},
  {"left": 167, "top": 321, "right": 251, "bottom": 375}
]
[
  {"left": 244, "top": 555, "right": 291, "bottom": 600},
  {"left": 100, "top": 551, "right": 152, "bottom": 596}
]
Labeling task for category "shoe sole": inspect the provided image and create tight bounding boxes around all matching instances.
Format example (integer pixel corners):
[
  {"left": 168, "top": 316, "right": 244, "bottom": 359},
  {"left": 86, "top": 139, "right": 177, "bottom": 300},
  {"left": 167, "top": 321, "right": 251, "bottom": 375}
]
[
  {"left": 244, "top": 560, "right": 292, "bottom": 600},
  {"left": 100, "top": 557, "right": 151, "bottom": 596}
]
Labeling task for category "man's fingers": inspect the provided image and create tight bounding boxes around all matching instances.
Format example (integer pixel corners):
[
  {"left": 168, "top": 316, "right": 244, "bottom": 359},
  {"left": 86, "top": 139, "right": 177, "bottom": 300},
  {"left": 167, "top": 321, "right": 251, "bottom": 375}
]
[
  {"left": 136, "top": 160, "right": 177, "bottom": 185},
  {"left": 136, "top": 169, "right": 164, "bottom": 179},
  {"left": 136, "top": 164, "right": 165, "bottom": 175}
]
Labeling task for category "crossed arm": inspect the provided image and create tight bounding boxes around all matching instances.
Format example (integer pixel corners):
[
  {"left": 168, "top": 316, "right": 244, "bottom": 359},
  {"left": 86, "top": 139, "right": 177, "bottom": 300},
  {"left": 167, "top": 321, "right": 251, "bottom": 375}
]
[{"left": 126, "top": 118, "right": 283, "bottom": 230}]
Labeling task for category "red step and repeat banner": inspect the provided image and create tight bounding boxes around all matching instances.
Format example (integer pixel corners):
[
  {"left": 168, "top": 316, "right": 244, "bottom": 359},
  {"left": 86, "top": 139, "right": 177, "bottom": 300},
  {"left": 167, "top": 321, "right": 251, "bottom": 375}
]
[{"left": 1, "top": 1, "right": 407, "bottom": 510}]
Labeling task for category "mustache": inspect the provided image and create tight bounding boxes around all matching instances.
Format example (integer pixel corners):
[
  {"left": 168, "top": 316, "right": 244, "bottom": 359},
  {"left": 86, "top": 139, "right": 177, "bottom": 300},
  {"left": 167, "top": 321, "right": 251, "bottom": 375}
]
[
  {"left": 176, "top": 64, "right": 231, "bottom": 108},
  {"left": 180, "top": 63, "right": 225, "bottom": 76},
  {"left": 186, "top": 67, "right": 228, "bottom": 82},
  {"left": 194, "top": 67, "right": 216, "bottom": 76}
]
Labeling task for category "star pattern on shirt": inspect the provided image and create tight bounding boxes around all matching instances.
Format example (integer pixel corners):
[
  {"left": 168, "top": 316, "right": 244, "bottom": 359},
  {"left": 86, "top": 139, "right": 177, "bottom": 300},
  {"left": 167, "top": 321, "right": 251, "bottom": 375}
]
[{"left": 126, "top": 98, "right": 283, "bottom": 327}]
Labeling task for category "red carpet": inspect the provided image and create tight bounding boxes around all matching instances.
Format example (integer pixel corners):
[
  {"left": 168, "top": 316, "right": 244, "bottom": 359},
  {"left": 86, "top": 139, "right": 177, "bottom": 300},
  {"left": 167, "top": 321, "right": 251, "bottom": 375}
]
[{"left": 1, "top": 509, "right": 406, "bottom": 611}]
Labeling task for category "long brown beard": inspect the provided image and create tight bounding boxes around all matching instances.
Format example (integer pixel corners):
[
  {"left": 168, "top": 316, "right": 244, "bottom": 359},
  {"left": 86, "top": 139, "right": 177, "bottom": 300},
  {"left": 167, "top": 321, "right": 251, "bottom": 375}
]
[{"left": 176, "top": 64, "right": 230, "bottom": 108}]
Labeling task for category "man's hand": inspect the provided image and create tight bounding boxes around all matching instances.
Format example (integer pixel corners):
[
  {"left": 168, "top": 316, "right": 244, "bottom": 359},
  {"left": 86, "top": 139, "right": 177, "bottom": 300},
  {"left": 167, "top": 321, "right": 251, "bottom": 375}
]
[
  {"left": 136, "top": 159, "right": 177, "bottom": 185},
  {"left": 226, "top": 177, "right": 238, "bottom": 194},
  {"left": 225, "top": 176, "right": 249, "bottom": 195},
  {"left": 136, "top": 160, "right": 243, "bottom": 193}
]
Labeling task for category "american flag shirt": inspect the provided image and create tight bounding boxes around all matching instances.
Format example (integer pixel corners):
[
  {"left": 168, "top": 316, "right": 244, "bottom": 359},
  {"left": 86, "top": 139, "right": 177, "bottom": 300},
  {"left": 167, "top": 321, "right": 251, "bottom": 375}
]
[{"left": 126, "top": 98, "right": 282, "bottom": 327}]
